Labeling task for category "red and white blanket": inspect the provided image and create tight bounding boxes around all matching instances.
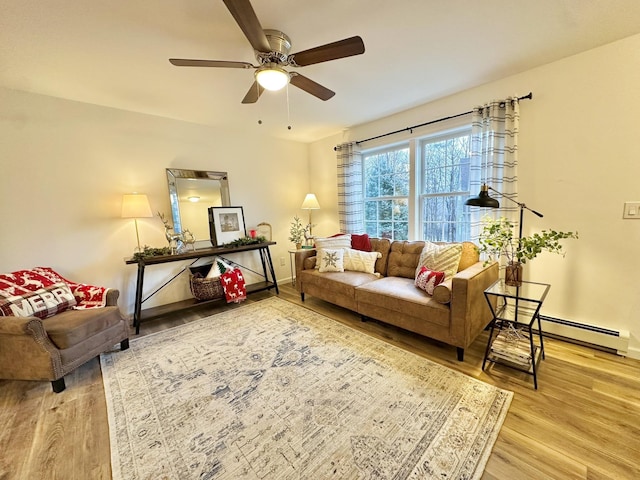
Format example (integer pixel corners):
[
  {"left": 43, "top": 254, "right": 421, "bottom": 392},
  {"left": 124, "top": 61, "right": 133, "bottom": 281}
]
[
  {"left": 219, "top": 269, "right": 246, "bottom": 304},
  {"left": 0, "top": 267, "right": 109, "bottom": 309}
]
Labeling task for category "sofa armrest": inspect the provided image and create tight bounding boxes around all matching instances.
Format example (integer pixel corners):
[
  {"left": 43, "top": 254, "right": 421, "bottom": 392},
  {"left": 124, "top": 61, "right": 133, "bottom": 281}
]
[
  {"left": 449, "top": 261, "right": 499, "bottom": 347},
  {"left": 0, "top": 315, "right": 38, "bottom": 336},
  {"left": 294, "top": 249, "right": 317, "bottom": 292},
  {"left": 0, "top": 316, "right": 64, "bottom": 381}
]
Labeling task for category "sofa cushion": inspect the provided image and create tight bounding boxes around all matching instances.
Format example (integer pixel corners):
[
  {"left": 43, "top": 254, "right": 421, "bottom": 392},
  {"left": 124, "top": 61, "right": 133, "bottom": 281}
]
[
  {"left": 318, "top": 248, "right": 344, "bottom": 272},
  {"left": 356, "top": 276, "right": 450, "bottom": 327},
  {"left": 414, "top": 267, "right": 445, "bottom": 295},
  {"left": 387, "top": 241, "right": 425, "bottom": 278},
  {"left": 0, "top": 282, "right": 77, "bottom": 319},
  {"left": 44, "top": 305, "right": 124, "bottom": 349},
  {"left": 417, "top": 242, "right": 463, "bottom": 279},
  {"left": 343, "top": 248, "right": 381, "bottom": 275},
  {"left": 369, "top": 238, "right": 392, "bottom": 276}
]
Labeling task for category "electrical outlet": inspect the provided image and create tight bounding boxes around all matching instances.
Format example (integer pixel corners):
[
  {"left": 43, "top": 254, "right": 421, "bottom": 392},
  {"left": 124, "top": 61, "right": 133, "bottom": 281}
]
[
  {"left": 623, "top": 201, "right": 640, "bottom": 219},
  {"left": 280, "top": 257, "right": 285, "bottom": 266}
]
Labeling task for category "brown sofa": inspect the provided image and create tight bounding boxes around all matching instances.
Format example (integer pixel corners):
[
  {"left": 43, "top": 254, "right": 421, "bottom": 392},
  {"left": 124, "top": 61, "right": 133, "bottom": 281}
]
[
  {"left": 295, "top": 239, "right": 498, "bottom": 360},
  {"left": 0, "top": 288, "right": 129, "bottom": 393}
]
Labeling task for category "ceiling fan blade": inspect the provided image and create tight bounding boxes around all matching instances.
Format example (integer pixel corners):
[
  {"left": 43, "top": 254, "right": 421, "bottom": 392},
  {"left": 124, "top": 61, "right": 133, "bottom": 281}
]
[
  {"left": 170, "top": 59, "right": 255, "bottom": 69},
  {"left": 290, "top": 36, "right": 365, "bottom": 66},
  {"left": 290, "top": 74, "right": 335, "bottom": 101},
  {"left": 222, "top": 0, "right": 271, "bottom": 53},
  {"left": 241, "top": 81, "right": 265, "bottom": 104}
]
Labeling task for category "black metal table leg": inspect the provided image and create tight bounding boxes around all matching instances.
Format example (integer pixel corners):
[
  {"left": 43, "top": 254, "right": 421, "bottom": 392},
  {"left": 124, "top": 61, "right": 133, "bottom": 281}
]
[{"left": 133, "top": 261, "right": 145, "bottom": 334}]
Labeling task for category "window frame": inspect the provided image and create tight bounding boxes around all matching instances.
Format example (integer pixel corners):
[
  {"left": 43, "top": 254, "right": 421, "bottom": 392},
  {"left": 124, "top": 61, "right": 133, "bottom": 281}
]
[{"left": 360, "top": 124, "right": 474, "bottom": 242}]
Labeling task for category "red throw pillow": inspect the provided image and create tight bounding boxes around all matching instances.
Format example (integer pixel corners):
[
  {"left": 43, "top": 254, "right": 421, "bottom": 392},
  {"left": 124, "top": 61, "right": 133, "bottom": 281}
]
[
  {"left": 414, "top": 266, "right": 445, "bottom": 295},
  {"left": 351, "top": 233, "right": 372, "bottom": 252},
  {"left": 327, "top": 232, "right": 371, "bottom": 252}
]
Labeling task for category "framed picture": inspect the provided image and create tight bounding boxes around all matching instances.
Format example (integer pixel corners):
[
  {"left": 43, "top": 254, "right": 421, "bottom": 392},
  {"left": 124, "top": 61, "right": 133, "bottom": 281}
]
[
  {"left": 256, "top": 222, "right": 272, "bottom": 241},
  {"left": 208, "top": 206, "right": 246, "bottom": 246}
]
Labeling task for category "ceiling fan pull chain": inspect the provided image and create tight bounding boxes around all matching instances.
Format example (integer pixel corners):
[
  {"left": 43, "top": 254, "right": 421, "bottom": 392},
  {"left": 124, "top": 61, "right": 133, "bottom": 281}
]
[{"left": 286, "top": 83, "right": 292, "bottom": 130}]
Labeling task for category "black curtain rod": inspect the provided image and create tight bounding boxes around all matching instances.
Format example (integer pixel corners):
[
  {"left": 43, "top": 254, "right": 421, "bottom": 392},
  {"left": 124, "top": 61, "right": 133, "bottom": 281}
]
[{"left": 334, "top": 92, "right": 533, "bottom": 150}]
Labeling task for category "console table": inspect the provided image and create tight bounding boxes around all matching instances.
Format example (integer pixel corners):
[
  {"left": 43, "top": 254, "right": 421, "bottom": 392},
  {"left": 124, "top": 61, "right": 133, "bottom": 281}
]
[{"left": 125, "top": 242, "right": 278, "bottom": 334}]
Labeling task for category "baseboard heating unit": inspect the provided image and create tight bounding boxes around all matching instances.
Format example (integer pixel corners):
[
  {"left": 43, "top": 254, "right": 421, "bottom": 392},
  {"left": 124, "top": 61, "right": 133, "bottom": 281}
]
[{"left": 540, "top": 315, "right": 630, "bottom": 356}]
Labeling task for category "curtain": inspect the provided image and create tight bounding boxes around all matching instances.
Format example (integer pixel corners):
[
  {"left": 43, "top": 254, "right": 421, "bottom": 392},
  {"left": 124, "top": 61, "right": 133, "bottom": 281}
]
[
  {"left": 336, "top": 142, "right": 365, "bottom": 233},
  {"left": 468, "top": 97, "right": 520, "bottom": 241}
]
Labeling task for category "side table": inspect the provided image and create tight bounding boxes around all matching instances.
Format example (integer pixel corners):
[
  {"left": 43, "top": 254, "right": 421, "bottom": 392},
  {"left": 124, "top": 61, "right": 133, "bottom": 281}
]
[
  {"left": 288, "top": 248, "right": 310, "bottom": 287},
  {"left": 482, "top": 279, "right": 550, "bottom": 389}
]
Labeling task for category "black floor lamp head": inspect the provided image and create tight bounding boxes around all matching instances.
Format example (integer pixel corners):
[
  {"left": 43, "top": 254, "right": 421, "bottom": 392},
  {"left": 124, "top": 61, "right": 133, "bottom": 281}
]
[
  {"left": 465, "top": 183, "right": 544, "bottom": 241},
  {"left": 465, "top": 184, "right": 500, "bottom": 208}
]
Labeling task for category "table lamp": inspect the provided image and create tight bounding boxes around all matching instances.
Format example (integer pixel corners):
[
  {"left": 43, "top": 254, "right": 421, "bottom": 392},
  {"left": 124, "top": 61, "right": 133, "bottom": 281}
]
[
  {"left": 301, "top": 193, "right": 320, "bottom": 236},
  {"left": 122, "top": 193, "right": 153, "bottom": 252}
]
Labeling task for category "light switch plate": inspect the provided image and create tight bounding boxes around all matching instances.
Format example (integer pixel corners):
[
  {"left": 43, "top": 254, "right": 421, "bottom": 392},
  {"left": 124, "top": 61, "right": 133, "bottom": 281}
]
[{"left": 623, "top": 201, "right": 640, "bottom": 219}]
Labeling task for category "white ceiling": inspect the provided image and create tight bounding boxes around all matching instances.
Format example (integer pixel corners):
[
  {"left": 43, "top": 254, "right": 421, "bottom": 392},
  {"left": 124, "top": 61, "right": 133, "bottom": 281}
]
[{"left": 3, "top": 0, "right": 640, "bottom": 143}]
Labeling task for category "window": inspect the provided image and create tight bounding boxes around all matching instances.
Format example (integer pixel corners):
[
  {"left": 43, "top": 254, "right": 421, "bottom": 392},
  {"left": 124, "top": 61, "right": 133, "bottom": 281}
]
[
  {"left": 363, "top": 146, "right": 410, "bottom": 240},
  {"left": 420, "top": 131, "right": 471, "bottom": 242},
  {"left": 362, "top": 128, "right": 472, "bottom": 242}
]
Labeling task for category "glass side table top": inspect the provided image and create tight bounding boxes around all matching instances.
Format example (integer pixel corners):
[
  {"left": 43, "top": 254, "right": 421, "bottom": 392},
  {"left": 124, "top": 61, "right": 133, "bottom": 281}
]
[{"left": 485, "top": 279, "right": 550, "bottom": 303}]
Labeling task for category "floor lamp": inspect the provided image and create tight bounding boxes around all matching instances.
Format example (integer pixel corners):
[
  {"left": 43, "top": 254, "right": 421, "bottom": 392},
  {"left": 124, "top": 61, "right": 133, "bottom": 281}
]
[
  {"left": 122, "top": 193, "right": 153, "bottom": 252},
  {"left": 465, "top": 183, "right": 543, "bottom": 242}
]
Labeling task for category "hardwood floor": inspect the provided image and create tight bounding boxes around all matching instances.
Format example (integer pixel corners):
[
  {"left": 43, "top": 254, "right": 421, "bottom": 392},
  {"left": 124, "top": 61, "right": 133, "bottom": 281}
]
[{"left": 1, "top": 284, "right": 639, "bottom": 479}]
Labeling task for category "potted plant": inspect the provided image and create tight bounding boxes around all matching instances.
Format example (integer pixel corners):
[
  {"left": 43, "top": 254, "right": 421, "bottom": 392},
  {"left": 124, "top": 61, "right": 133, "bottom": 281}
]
[
  {"left": 288, "top": 216, "right": 308, "bottom": 249},
  {"left": 478, "top": 216, "right": 578, "bottom": 286}
]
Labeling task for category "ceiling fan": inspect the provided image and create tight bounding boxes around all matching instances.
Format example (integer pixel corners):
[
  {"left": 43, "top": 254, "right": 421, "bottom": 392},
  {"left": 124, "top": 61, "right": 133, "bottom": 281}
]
[{"left": 169, "top": 0, "right": 365, "bottom": 104}]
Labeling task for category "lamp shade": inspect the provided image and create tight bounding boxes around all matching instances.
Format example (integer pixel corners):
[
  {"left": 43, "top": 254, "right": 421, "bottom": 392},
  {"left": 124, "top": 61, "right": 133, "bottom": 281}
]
[
  {"left": 121, "top": 194, "right": 153, "bottom": 218},
  {"left": 464, "top": 184, "right": 500, "bottom": 208},
  {"left": 301, "top": 193, "right": 320, "bottom": 210},
  {"left": 255, "top": 64, "right": 290, "bottom": 91}
]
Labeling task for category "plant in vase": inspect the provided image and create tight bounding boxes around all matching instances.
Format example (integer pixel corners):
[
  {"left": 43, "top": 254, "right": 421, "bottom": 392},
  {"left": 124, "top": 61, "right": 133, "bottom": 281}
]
[
  {"left": 477, "top": 216, "right": 578, "bottom": 286},
  {"left": 288, "top": 216, "right": 308, "bottom": 249}
]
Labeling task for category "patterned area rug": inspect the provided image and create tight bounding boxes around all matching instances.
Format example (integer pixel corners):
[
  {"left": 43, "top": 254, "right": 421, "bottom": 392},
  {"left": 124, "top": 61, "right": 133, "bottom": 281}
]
[{"left": 101, "top": 297, "right": 512, "bottom": 480}]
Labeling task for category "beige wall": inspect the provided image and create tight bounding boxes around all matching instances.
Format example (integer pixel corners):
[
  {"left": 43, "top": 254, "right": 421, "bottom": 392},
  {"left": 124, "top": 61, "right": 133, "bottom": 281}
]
[
  {"left": 311, "top": 33, "right": 640, "bottom": 358},
  {"left": 0, "top": 88, "right": 309, "bottom": 315},
  {"left": 3, "top": 33, "right": 639, "bottom": 358}
]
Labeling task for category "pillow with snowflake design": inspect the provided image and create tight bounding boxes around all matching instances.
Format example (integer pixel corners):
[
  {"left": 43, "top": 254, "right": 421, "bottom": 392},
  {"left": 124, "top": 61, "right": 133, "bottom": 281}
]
[{"left": 318, "top": 248, "right": 345, "bottom": 273}]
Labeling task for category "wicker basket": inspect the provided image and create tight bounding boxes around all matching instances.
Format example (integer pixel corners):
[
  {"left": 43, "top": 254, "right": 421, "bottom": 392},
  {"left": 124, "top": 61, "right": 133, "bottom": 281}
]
[{"left": 189, "top": 273, "right": 224, "bottom": 301}]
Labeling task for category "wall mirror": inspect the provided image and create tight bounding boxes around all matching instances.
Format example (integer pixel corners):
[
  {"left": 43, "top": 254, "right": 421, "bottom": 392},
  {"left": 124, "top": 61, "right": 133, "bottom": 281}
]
[{"left": 166, "top": 168, "right": 231, "bottom": 246}]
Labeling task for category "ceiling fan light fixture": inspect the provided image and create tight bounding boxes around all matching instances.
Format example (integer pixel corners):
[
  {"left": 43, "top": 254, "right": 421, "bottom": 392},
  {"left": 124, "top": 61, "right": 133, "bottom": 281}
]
[{"left": 255, "top": 64, "right": 289, "bottom": 91}]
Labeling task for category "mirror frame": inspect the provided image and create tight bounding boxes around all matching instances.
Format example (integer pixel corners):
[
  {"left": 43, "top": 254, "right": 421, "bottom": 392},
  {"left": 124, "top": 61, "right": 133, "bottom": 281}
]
[{"left": 166, "top": 168, "right": 231, "bottom": 237}]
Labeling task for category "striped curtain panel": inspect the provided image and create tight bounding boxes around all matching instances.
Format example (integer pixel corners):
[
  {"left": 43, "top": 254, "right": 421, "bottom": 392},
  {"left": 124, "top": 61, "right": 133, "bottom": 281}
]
[
  {"left": 468, "top": 98, "right": 520, "bottom": 241},
  {"left": 336, "top": 142, "right": 365, "bottom": 233}
]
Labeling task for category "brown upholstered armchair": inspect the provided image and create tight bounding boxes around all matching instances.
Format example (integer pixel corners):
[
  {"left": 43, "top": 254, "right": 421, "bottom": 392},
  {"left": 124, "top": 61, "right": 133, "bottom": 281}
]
[{"left": 0, "top": 287, "right": 129, "bottom": 393}]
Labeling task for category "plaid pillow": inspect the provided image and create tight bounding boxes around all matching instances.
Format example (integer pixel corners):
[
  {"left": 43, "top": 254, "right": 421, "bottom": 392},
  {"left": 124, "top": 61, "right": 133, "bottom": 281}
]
[{"left": 0, "top": 282, "right": 77, "bottom": 319}]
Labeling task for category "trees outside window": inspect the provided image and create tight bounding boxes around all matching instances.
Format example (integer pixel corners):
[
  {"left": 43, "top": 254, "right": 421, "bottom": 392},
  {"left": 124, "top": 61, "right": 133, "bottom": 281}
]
[
  {"left": 420, "top": 131, "right": 471, "bottom": 242},
  {"left": 363, "top": 147, "right": 409, "bottom": 240},
  {"left": 362, "top": 128, "right": 471, "bottom": 242}
]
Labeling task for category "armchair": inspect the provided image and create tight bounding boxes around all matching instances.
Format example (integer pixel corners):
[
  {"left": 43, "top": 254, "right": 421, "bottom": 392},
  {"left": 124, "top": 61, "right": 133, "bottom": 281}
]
[{"left": 0, "top": 268, "right": 130, "bottom": 393}]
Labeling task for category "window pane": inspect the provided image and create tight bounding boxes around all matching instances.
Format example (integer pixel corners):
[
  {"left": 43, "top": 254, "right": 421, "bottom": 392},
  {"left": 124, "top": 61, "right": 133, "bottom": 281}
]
[
  {"left": 420, "top": 131, "right": 472, "bottom": 242},
  {"left": 421, "top": 195, "right": 471, "bottom": 242},
  {"left": 363, "top": 146, "right": 410, "bottom": 241}
]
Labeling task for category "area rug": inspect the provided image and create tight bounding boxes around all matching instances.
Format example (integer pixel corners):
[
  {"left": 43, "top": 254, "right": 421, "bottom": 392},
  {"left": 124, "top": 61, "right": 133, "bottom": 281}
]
[{"left": 101, "top": 297, "right": 512, "bottom": 480}]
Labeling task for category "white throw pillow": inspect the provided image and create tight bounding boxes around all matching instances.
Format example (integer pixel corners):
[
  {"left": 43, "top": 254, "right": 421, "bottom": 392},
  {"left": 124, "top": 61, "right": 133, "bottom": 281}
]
[
  {"left": 416, "top": 242, "right": 463, "bottom": 280},
  {"left": 205, "top": 257, "right": 235, "bottom": 278},
  {"left": 317, "top": 248, "right": 345, "bottom": 272},
  {"left": 343, "top": 248, "right": 381, "bottom": 275},
  {"left": 314, "top": 234, "right": 352, "bottom": 269}
]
